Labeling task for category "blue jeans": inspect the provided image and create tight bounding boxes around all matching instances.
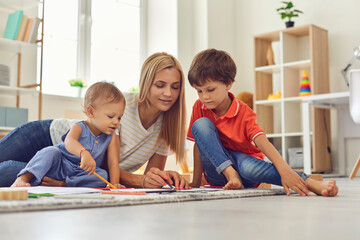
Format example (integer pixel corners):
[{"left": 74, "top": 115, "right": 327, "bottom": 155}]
[
  {"left": 0, "top": 120, "right": 53, "bottom": 187},
  {"left": 191, "top": 117, "right": 308, "bottom": 188}
]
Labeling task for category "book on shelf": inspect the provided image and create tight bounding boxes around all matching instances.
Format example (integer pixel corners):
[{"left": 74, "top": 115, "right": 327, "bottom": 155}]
[
  {"left": 27, "top": 17, "right": 41, "bottom": 43},
  {"left": 3, "top": 10, "right": 24, "bottom": 40},
  {"left": 22, "top": 18, "right": 34, "bottom": 42},
  {"left": 16, "top": 14, "right": 28, "bottom": 41}
]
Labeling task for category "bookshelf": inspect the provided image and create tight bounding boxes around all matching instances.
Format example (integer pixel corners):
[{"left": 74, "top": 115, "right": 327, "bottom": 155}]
[
  {"left": 0, "top": 0, "right": 43, "bottom": 134},
  {"left": 253, "top": 25, "right": 332, "bottom": 172}
]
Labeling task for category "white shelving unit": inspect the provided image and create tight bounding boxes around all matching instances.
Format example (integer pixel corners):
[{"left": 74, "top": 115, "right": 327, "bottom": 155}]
[
  {"left": 0, "top": 0, "right": 44, "bottom": 135},
  {"left": 254, "top": 24, "right": 331, "bottom": 172}
]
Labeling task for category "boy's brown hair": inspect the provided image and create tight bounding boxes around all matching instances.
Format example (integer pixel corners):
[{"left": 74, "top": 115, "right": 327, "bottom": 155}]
[{"left": 188, "top": 48, "right": 237, "bottom": 86}]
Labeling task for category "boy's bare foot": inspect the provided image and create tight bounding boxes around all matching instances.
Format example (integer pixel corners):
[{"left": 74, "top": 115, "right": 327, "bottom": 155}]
[
  {"left": 306, "top": 178, "right": 338, "bottom": 197},
  {"left": 222, "top": 166, "right": 244, "bottom": 190},
  {"left": 40, "top": 176, "right": 66, "bottom": 187},
  {"left": 11, "top": 173, "right": 33, "bottom": 187},
  {"left": 223, "top": 179, "right": 244, "bottom": 190}
]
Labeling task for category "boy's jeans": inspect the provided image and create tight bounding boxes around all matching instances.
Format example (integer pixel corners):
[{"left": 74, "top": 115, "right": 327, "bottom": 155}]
[
  {"left": 0, "top": 120, "right": 53, "bottom": 186},
  {"left": 191, "top": 117, "right": 308, "bottom": 187}
]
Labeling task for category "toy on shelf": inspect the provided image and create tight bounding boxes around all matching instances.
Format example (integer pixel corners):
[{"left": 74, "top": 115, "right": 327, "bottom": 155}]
[
  {"left": 267, "top": 91, "right": 281, "bottom": 100},
  {"left": 299, "top": 70, "right": 311, "bottom": 96},
  {"left": 236, "top": 91, "right": 254, "bottom": 109},
  {"left": 266, "top": 44, "right": 275, "bottom": 65}
]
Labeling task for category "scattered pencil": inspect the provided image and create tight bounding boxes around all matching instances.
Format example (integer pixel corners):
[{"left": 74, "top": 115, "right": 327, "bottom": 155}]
[{"left": 28, "top": 193, "right": 54, "bottom": 198}]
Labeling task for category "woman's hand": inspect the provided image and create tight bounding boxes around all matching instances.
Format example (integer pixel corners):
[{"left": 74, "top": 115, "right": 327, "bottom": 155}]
[
  {"left": 111, "top": 183, "right": 126, "bottom": 189},
  {"left": 142, "top": 167, "right": 190, "bottom": 190},
  {"left": 281, "top": 169, "right": 310, "bottom": 196}
]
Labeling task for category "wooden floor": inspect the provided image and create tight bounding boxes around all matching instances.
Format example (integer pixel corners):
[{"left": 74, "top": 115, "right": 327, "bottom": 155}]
[{"left": 0, "top": 177, "right": 359, "bottom": 240}]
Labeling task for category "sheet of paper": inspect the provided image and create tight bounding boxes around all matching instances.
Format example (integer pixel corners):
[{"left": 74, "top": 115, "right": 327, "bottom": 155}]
[
  {"left": 111, "top": 187, "right": 223, "bottom": 193},
  {"left": 18, "top": 186, "right": 103, "bottom": 195},
  {"left": 111, "top": 188, "right": 176, "bottom": 193}
]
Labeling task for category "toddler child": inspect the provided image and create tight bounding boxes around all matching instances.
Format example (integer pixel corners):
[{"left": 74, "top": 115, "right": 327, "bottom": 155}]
[
  {"left": 187, "top": 48, "right": 338, "bottom": 197},
  {"left": 11, "top": 82, "right": 126, "bottom": 188}
]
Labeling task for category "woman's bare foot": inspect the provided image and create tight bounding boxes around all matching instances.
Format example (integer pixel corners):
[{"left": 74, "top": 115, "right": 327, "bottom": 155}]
[
  {"left": 40, "top": 176, "right": 66, "bottom": 187},
  {"left": 11, "top": 172, "right": 33, "bottom": 187},
  {"left": 306, "top": 178, "right": 338, "bottom": 197},
  {"left": 222, "top": 166, "right": 244, "bottom": 190}
]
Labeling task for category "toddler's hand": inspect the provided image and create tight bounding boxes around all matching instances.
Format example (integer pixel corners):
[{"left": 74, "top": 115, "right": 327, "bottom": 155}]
[{"left": 80, "top": 151, "right": 96, "bottom": 175}]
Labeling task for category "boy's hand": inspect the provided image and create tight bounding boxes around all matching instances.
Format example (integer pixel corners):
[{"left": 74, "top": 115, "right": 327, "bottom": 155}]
[
  {"left": 80, "top": 151, "right": 96, "bottom": 175},
  {"left": 281, "top": 170, "right": 310, "bottom": 196}
]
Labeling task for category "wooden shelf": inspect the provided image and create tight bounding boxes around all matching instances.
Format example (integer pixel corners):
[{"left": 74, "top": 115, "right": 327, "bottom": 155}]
[
  {"left": 254, "top": 24, "right": 331, "bottom": 172},
  {"left": 0, "top": 85, "right": 38, "bottom": 95},
  {"left": 0, "top": 37, "right": 39, "bottom": 52},
  {"left": 0, "top": 0, "right": 40, "bottom": 11},
  {"left": 0, "top": 0, "right": 44, "bottom": 120}
]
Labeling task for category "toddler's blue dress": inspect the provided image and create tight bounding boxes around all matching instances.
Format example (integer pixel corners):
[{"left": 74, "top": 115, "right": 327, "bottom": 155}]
[{"left": 17, "top": 121, "right": 112, "bottom": 187}]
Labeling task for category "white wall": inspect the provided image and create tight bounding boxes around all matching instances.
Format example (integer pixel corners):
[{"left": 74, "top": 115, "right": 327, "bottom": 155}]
[
  {"left": 146, "top": 0, "right": 178, "bottom": 57},
  {"left": 175, "top": 0, "right": 360, "bottom": 175}
]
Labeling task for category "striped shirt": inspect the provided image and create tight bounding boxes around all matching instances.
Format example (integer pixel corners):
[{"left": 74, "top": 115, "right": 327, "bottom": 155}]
[{"left": 49, "top": 92, "right": 170, "bottom": 172}]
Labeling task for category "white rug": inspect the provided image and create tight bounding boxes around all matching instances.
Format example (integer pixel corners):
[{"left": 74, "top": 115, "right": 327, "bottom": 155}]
[{"left": 0, "top": 188, "right": 286, "bottom": 213}]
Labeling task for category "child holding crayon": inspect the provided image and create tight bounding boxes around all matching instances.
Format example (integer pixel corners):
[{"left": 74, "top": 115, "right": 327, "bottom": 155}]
[
  {"left": 11, "top": 82, "right": 126, "bottom": 188},
  {"left": 187, "top": 48, "right": 338, "bottom": 197}
]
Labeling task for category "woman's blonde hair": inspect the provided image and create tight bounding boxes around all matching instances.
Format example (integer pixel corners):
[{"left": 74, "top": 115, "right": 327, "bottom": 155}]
[{"left": 138, "top": 52, "right": 186, "bottom": 164}]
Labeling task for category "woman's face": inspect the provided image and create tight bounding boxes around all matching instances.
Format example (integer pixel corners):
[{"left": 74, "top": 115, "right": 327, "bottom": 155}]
[{"left": 147, "top": 67, "right": 181, "bottom": 113}]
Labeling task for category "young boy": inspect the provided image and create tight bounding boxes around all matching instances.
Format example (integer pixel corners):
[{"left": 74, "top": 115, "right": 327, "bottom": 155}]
[
  {"left": 11, "top": 82, "right": 126, "bottom": 188},
  {"left": 187, "top": 48, "right": 338, "bottom": 197}
]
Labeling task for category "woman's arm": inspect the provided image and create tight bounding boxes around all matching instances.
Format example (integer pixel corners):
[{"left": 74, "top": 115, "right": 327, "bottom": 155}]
[
  {"left": 254, "top": 134, "right": 309, "bottom": 196},
  {"left": 190, "top": 145, "right": 203, "bottom": 188},
  {"left": 107, "top": 134, "right": 124, "bottom": 188}
]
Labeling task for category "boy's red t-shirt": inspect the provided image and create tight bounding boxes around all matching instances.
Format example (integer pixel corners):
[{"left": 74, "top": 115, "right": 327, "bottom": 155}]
[{"left": 187, "top": 92, "right": 265, "bottom": 160}]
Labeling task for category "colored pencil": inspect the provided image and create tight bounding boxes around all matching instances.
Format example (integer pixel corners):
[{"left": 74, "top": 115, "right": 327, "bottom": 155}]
[
  {"left": 28, "top": 193, "right": 54, "bottom": 198},
  {"left": 93, "top": 172, "right": 117, "bottom": 190},
  {"left": 163, "top": 178, "right": 175, "bottom": 189},
  {"left": 101, "top": 191, "right": 147, "bottom": 195},
  {"left": 79, "top": 162, "right": 117, "bottom": 190}
]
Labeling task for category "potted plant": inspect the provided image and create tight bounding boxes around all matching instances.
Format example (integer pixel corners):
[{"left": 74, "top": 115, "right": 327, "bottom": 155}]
[
  {"left": 69, "top": 79, "right": 85, "bottom": 97},
  {"left": 276, "top": 1, "right": 303, "bottom": 28}
]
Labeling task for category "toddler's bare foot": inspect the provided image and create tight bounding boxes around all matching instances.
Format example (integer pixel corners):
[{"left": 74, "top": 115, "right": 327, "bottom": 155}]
[
  {"left": 11, "top": 172, "right": 33, "bottom": 187},
  {"left": 11, "top": 178, "right": 31, "bottom": 187},
  {"left": 306, "top": 178, "right": 338, "bottom": 197},
  {"left": 41, "top": 176, "right": 66, "bottom": 187}
]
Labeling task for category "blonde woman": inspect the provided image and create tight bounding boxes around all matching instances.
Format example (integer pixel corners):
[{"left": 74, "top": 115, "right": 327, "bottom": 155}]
[{"left": 0, "top": 52, "right": 189, "bottom": 189}]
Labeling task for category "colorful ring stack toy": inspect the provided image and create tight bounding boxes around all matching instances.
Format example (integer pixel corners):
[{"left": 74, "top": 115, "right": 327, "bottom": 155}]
[{"left": 299, "top": 70, "right": 311, "bottom": 96}]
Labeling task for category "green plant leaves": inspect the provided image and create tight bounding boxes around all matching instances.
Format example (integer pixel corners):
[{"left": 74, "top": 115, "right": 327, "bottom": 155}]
[{"left": 276, "top": 1, "right": 303, "bottom": 21}]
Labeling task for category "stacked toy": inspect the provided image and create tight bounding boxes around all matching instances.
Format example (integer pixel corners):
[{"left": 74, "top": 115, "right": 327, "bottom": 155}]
[{"left": 299, "top": 70, "right": 311, "bottom": 96}]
